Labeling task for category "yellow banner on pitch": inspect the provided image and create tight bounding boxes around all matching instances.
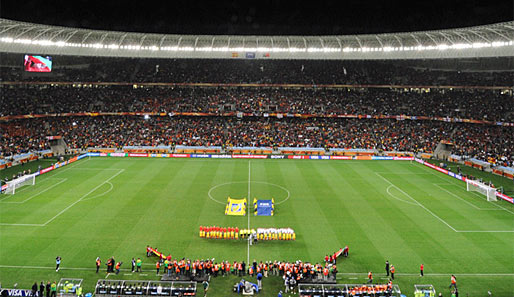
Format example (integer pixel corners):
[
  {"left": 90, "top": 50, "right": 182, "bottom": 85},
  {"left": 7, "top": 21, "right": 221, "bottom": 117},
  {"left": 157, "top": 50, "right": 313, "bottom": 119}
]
[{"left": 225, "top": 197, "right": 247, "bottom": 216}]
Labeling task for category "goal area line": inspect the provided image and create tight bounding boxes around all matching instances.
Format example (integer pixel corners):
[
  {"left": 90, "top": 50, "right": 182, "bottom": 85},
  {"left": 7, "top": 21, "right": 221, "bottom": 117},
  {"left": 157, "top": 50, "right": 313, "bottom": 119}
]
[
  {"left": 0, "top": 166, "right": 124, "bottom": 227},
  {"left": 376, "top": 172, "right": 514, "bottom": 233}
]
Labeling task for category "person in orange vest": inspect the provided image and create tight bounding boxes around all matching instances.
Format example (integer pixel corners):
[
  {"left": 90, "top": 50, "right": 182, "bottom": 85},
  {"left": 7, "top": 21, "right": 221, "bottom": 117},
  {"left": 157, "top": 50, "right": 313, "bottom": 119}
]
[
  {"left": 238, "top": 262, "right": 243, "bottom": 276},
  {"left": 156, "top": 261, "right": 160, "bottom": 275},
  {"left": 368, "top": 271, "right": 373, "bottom": 283},
  {"left": 185, "top": 261, "right": 191, "bottom": 277},
  {"left": 115, "top": 262, "right": 122, "bottom": 275},
  {"left": 95, "top": 257, "right": 101, "bottom": 273},
  {"left": 323, "top": 267, "right": 329, "bottom": 281},
  {"left": 167, "top": 261, "right": 172, "bottom": 276},
  {"left": 225, "top": 261, "right": 231, "bottom": 276},
  {"left": 449, "top": 274, "right": 457, "bottom": 289},
  {"left": 220, "top": 262, "right": 226, "bottom": 277},
  {"left": 198, "top": 262, "right": 204, "bottom": 277},
  {"left": 420, "top": 263, "right": 424, "bottom": 277},
  {"left": 390, "top": 265, "right": 395, "bottom": 280}
]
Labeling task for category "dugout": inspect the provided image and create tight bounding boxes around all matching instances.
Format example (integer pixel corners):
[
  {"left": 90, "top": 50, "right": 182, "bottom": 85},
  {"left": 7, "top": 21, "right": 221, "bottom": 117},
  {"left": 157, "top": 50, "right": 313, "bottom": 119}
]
[
  {"left": 95, "top": 280, "right": 196, "bottom": 297},
  {"left": 298, "top": 283, "right": 402, "bottom": 297},
  {"left": 57, "top": 279, "right": 83, "bottom": 297},
  {"left": 414, "top": 285, "right": 435, "bottom": 297}
]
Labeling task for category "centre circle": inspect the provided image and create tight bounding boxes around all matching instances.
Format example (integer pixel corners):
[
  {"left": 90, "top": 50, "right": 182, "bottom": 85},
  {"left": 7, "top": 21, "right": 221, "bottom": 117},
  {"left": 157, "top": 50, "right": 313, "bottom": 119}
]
[{"left": 208, "top": 181, "right": 290, "bottom": 205}]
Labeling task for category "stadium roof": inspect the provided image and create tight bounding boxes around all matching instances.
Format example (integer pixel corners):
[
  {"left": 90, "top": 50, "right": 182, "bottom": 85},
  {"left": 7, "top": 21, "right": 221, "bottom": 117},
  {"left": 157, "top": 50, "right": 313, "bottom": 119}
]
[{"left": 0, "top": 18, "right": 513, "bottom": 60}]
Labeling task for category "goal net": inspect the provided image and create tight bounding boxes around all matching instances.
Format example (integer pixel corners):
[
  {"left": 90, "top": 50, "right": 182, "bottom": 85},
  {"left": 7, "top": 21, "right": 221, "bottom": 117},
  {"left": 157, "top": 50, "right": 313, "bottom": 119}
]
[
  {"left": 466, "top": 179, "right": 497, "bottom": 201},
  {"left": 3, "top": 174, "right": 36, "bottom": 195}
]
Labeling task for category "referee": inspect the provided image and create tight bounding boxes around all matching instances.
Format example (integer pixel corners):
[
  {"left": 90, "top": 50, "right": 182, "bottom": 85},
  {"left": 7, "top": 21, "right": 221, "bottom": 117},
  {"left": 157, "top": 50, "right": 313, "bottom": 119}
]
[{"left": 55, "top": 256, "right": 61, "bottom": 272}]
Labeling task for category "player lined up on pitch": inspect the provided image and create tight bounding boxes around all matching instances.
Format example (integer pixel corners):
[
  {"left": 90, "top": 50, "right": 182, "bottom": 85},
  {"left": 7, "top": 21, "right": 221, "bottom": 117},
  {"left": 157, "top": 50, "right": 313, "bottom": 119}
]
[{"left": 199, "top": 226, "right": 296, "bottom": 241}]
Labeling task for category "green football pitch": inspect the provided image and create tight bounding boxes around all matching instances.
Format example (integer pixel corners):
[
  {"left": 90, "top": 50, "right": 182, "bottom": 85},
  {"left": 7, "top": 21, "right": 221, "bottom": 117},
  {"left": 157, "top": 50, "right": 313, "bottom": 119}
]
[{"left": 0, "top": 157, "right": 513, "bottom": 296}]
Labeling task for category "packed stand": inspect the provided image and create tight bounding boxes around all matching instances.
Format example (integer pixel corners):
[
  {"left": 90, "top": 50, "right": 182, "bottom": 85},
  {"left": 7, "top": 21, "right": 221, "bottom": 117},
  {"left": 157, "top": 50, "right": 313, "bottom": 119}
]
[
  {"left": 1, "top": 116, "right": 512, "bottom": 166},
  {"left": 1, "top": 86, "right": 512, "bottom": 122},
  {"left": 1, "top": 56, "right": 513, "bottom": 86}
]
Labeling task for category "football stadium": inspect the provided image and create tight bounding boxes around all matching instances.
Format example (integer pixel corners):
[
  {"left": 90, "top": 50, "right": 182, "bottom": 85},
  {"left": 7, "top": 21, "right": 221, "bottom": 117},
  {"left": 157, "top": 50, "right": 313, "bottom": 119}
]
[{"left": 0, "top": 2, "right": 513, "bottom": 297}]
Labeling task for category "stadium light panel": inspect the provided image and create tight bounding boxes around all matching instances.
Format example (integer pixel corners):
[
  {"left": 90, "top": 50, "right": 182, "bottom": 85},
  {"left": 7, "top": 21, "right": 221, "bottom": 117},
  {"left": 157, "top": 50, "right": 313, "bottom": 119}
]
[
  {"left": 491, "top": 41, "right": 506, "bottom": 47},
  {"left": 14, "top": 39, "right": 32, "bottom": 44},
  {"left": 471, "top": 42, "right": 490, "bottom": 48}
]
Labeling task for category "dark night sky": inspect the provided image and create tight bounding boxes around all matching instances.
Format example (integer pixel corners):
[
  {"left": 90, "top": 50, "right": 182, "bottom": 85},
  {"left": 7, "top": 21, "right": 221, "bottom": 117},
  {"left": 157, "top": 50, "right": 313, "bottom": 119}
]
[{"left": 1, "top": 0, "right": 513, "bottom": 35}]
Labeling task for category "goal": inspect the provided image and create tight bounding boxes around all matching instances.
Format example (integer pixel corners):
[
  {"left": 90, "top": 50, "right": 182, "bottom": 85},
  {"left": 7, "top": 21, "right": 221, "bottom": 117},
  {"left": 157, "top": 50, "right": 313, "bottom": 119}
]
[
  {"left": 3, "top": 174, "right": 36, "bottom": 195},
  {"left": 466, "top": 179, "right": 497, "bottom": 201}
]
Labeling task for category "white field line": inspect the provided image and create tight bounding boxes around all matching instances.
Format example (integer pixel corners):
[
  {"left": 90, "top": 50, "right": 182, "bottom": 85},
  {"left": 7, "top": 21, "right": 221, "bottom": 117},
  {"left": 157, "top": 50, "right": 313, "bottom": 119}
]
[
  {"left": 457, "top": 230, "right": 514, "bottom": 233},
  {"left": 67, "top": 168, "right": 122, "bottom": 171},
  {"left": 375, "top": 172, "right": 458, "bottom": 232},
  {"left": 467, "top": 190, "right": 514, "bottom": 215},
  {"left": 416, "top": 163, "right": 514, "bottom": 216},
  {"left": 488, "top": 199, "right": 514, "bottom": 215},
  {"left": 374, "top": 172, "right": 434, "bottom": 175},
  {"left": 34, "top": 158, "right": 91, "bottom": 184},
  {"left": 385, "top": 185, "right": 418, "bottom": 206},
  {"left": 1, "top": 169, "right": 124, "bottom": 227},
  {"left": 2, "top": 159, "right": 91, "bottom": 197},
  {"left": 2, "top": 178, "right": 56, "bottom": 196},
  {"left": 433, "top": 184, "right": 500, "bottom": 210},
  {"left": 247, "top": 160, "right": 251, "bottom": 265},
  {"left": 0, "top": 222, "right": 45, "bottom": 226},
  {"left": 81, "top": 182, "right": 114, "bottom": 201},
  {"left": 336, "top": 272, "right": 514, "bottom": 276},
  {"left": 378, "top": 172, "right": 514, "bottom": 233},
  {"left": 0, "top": 264, "right": 512, "bottom": 277},
  {"left": 42, "top": 169, "right": 125, "bottom": 226},
  {"left": 0, "top": 178, "right": 68, "bottom": 204}
]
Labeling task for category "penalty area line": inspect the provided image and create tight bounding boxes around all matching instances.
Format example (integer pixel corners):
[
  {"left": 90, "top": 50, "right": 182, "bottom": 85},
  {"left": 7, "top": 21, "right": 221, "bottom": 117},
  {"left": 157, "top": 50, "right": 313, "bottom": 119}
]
[
  {"left": 375, "top": 172, "right": 458, "bottom": 232},
  {"left": 42, "top": 169, "right": 125, "bottom": 226}
]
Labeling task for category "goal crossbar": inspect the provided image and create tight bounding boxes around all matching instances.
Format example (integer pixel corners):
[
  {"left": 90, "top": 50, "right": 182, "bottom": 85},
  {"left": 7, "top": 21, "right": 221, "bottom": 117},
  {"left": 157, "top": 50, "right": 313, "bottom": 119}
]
[
  {"left": 466, "top": 179, "right": 497, "bottom": 201},
  {"left": 3, "top": 173, "right": 37, "bottom": 195}
]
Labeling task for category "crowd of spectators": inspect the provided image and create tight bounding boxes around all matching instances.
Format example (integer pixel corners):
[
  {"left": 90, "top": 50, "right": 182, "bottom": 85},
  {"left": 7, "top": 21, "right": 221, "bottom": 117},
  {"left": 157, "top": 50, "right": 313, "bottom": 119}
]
[
  {"left": 1, "top": 116, "right": 512, "bottom": 167},
  {"left": 1, "top": 86, "right": 512, "bottom": 122},
  {"left": 1, "top": 57, "right": 513, "bottom": 86},
  {"left": 1, "top": 55, "right": 512, "bottom": 167}
]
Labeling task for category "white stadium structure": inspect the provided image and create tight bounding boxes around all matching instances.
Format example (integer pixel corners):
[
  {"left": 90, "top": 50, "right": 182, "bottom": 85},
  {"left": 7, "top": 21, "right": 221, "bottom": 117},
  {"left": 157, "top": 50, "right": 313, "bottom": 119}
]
[{"left": 0, "top": 18, "right": 512, "bottom": 60}]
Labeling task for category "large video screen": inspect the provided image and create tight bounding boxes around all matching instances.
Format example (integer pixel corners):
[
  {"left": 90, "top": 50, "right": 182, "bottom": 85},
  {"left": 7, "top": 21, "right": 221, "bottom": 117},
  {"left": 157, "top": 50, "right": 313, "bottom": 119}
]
[{"left": 24, "top": 55, "right": 53, "bottom": 72}]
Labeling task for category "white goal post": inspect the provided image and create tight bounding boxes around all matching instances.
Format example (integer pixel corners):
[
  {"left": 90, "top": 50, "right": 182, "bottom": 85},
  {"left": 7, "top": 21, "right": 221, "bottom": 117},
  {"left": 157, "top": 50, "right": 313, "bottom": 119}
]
[
  {"left": 3, "top": 173, "right": 37, "bottom": 195},
  {"left": 466, "top": 179, "right": 497, "bottom": 201}
]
